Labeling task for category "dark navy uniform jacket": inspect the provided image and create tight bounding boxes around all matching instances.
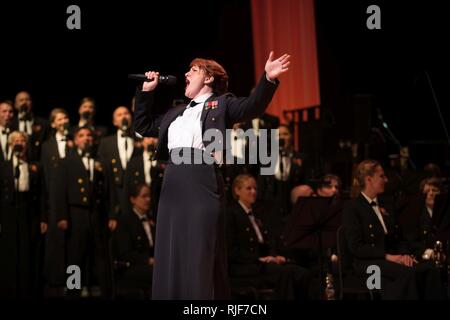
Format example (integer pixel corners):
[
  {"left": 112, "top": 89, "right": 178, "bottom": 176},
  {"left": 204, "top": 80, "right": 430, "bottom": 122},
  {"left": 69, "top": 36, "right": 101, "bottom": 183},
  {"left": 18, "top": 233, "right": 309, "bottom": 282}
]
[{"left": 133, "top": 74, "right": 279, "bottom": 160}]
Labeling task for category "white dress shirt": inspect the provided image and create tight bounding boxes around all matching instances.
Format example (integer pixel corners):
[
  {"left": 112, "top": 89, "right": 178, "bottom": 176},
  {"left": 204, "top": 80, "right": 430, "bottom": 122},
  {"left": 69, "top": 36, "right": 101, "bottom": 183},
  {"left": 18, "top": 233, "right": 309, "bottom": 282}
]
[
  {"left": 78, "top": 149, "right": 94, "bottom": 182},
  {"left": 133, "top": 209, "right": 154, "bottom": 248},
  {"left": 167, "top": 93, "right": 213, "bottom": 150},
  {"left": 230, "top": 129, "right": 246, "bottom": 161},
  {"left": 18, "top": 114, "right": 33, "bottom": 135},
  {"left": 239, "top": 200, "right": 264, "bottom": 244},
  {"left": 0, "top": 125, "right": 11, "bottom": 160},
  {"left": 55, "top": 132, "right": 67, "bottom": 159},
  {"left": 117, "top": 129, "right": 134, "bottom": 169},
  {"left": 274, "top": 153, "right": 291, "bottom": 181},
  {"left": 143, "top": 151, "right": 157, "bottom": 186},
  {"left": 12, "top": 155, "right": 30, "bottom": 192},
  {"left": 361, "top": 192, "right": 388, "bottom": 234},
  {"left": 426, "top": 206, "right": 433, "bottom": 218},
  {"left": 252, "top": 118, "right": 260, "bottom": 137},
  {"left": 423, "top": 206, "right": 436, "bottom": 259}
]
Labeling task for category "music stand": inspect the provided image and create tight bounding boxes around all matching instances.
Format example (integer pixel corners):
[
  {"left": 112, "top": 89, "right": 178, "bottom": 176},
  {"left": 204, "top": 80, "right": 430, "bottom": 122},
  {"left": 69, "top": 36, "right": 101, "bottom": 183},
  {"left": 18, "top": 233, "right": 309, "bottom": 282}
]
[{"left": 282, "top": 196, "right": 344, "bottom": 297}]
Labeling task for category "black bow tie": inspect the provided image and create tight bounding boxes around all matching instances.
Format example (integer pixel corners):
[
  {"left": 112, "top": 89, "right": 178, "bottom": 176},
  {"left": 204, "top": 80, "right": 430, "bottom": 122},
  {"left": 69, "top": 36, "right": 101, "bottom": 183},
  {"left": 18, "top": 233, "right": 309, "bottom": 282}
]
[
  {"left": 370, "top": 201, "right": 378, "bottom": 207},
  {"left": 140, "top": 216, "right": 148, "bottom": 222},
  {"left": 19, "top": 114, "right": 32, "bottom": 122},
  {"left": 187, "top": 100, "right": 199, "bottom": 108}
]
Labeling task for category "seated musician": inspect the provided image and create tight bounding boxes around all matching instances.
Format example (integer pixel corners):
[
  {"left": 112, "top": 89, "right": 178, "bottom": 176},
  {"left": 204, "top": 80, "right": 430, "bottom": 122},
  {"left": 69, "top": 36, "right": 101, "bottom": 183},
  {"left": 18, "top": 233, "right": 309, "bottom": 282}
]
[
  {"left": 343, "top": 159, "right": 445, "bottom": 299},
  {"left": 226, "top": 174, "right": 311, "bottom": 299}
]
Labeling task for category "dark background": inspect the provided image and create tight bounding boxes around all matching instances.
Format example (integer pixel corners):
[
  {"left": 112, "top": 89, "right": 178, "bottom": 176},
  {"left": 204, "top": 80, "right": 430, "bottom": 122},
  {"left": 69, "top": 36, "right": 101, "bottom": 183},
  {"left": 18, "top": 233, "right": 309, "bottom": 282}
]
[
  {"left": 1, "top": 0, "right": 449, "bottom": 167},
  {"left": 0, "top": 0, "right": 255, "bottom": 121},
  {"left": 315, "top": 0, "right": 450, "bottom": 168}
]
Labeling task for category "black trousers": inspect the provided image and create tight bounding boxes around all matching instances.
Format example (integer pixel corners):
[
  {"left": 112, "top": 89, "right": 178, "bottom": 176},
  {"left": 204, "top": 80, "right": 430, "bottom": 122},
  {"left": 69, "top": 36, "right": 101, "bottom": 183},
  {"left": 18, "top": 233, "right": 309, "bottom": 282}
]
[
  {"left": 0, "top": 193, "right": 34, "bottom": 298},
  {"left": 354, "top": 259, "right": 445, "bottom": 300},
  {"left": 66, "top": 207, "right": 110, "bottom": 295},
  {"left": 231, "top": 262, "right": 311, "bottom": 300}
]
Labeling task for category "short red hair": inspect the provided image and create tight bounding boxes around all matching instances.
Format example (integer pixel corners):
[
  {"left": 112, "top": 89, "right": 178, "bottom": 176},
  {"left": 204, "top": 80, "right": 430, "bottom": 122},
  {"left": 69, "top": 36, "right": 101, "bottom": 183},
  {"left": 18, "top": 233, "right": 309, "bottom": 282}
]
[{"left": 190, "top": 58, "right": 228, "bottom": 95}]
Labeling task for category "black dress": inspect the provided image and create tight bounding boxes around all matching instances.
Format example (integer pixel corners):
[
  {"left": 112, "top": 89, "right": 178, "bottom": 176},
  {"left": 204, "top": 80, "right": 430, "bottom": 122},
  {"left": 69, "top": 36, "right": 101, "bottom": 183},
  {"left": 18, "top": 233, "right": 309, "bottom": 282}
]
[{"left": 133, "top": 73, "right": 279, "bottom": 299}]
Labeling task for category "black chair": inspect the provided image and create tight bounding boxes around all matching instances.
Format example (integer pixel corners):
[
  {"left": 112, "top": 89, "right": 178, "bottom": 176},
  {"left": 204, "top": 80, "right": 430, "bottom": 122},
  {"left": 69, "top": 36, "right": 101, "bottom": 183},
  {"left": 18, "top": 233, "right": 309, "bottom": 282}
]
[{"left": 336, "top": 225, "right": 377, "bottom": 300}]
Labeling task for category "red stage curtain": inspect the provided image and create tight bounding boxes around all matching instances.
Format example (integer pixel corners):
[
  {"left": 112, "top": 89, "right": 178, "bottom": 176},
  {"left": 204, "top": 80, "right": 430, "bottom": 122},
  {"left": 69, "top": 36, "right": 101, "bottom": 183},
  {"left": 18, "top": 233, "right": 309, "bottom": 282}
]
[{"left": 251, "top": 0, "right": 321, "bottom": 121}]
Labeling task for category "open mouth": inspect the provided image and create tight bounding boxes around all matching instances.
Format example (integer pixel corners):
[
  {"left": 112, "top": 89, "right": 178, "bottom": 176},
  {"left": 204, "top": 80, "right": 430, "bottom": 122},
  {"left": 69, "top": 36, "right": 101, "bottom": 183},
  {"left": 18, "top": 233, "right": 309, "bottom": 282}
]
[{"left": 185, "top": 79, "right": 190, "bottom": 87}]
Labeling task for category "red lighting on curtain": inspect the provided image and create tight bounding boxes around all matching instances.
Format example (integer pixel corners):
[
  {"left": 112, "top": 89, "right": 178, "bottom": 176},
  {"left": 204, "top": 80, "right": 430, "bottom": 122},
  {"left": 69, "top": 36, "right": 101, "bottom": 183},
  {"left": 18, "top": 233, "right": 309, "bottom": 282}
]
[{"left": 251, "top": 0, "right": 321, "bottom": 122}]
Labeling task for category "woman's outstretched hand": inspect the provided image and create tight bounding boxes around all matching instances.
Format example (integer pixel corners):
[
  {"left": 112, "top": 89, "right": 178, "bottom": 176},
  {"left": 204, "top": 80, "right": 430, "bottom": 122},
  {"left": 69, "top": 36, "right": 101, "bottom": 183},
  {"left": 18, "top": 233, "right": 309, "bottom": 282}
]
[{"left": 265, "top": 51, "right": 291, "bottom": 81}]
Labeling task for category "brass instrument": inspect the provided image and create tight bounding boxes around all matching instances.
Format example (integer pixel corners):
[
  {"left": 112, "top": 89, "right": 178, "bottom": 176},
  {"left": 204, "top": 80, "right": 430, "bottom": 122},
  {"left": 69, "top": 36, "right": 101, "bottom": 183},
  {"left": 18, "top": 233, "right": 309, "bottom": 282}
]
[
  {"left": 433, "top": 241, "right": 446, "bottom": 269},
  {"left": 433, "top": 241, "right": 448, "bottom": 289},
  {"left": 324, "top": 272, "right": 336, "bottom": 300}
]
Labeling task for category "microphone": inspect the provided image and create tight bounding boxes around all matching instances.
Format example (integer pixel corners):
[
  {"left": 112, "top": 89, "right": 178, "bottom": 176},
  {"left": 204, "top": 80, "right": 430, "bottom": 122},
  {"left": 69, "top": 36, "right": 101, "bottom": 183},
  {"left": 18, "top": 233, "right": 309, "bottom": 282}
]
[
  {"left": 81, "top": 111, "right": 92, "bottom": 121},
  {"left": 12, "top": 144, "right": 24, "bottom": 176},
  {"left": 82, "top": 143, "right": 93, "bottom": 158},
  {"left": 147, "top": 144, "right": 156, "bottom": 163},
  {"left": 19, "top": 104, "right": 29, "bottom": 114},
  {"left": 19, "top": 106, "right": 31, "bottom": 121},
  {"left": 147, "top": 144, "right": 155, "bottom": 155},
  {"left": 128, "top": 74, "right": 177, "bottom": 85},
  {"left": 63, "top": 123, "right": 71, "bottom": 137},
  {"left": 376, "top": 108, "right": 388, "bottom": 129},
  {"left": 121, "top": 118, "right": 130, "bottom": 132},
  {"left": 12, "top": 144, "right": 24, "bottom": 155}
]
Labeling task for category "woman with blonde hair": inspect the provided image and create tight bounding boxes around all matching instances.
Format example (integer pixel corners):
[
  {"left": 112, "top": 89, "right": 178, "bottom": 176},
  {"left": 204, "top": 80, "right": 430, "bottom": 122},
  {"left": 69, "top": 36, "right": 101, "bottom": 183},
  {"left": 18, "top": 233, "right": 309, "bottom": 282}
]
[
  {"left": 343, "top": 159, "right": 444, "bottom": 299},
  {"left": 226, "top": 174, "right": 310, "bottom": 299}
]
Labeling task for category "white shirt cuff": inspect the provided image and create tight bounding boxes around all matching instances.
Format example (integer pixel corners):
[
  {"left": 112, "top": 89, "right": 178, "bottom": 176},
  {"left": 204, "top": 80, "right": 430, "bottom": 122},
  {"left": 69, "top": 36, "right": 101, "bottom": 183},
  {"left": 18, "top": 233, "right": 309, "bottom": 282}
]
[{"left": 265, "top": 74, "right": 276, "bottom": 84}]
